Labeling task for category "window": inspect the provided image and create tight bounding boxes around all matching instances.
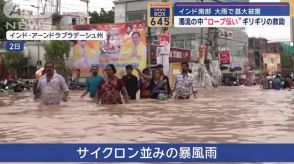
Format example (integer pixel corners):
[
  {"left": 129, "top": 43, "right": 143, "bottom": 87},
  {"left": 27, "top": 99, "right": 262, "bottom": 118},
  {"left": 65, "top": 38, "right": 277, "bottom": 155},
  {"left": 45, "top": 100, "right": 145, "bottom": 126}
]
[
  {"left": 185, "top": 40, "right": 192, "bottom": 49},
  {"left": 127, "top": 10, "right": 146, "bottom": 21},
  {"left": 72, "top": 18, "right": 77, "bottom": 25},
  {"left": 173, "top": 41, "right": 184, "bottom": 48}
]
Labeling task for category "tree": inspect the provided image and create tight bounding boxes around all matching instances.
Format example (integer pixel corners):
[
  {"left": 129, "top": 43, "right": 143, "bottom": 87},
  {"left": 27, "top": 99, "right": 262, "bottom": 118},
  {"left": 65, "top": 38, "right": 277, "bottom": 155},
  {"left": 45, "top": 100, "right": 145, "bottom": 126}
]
[
  {"left": 0, "top": 0, "right": 21, "bottom": 40},
  {"left": 280, "top": 43, "right": 294, "bottom": 73},
  {"left": 281, "top": 53, "right": 292, "bottom": 69},
  {"left": 43, "top": 41, "right": 71, "bottom": 76},
  {"left": 89, "top": 8, "right": 114, "bottom": 24},
  {"left": 3, "top": 52, "right": 26, "bottom": 77}
]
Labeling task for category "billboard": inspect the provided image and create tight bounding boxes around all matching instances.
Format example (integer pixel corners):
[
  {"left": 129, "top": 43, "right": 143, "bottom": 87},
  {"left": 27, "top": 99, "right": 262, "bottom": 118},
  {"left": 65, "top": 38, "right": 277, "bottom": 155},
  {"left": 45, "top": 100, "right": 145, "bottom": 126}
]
[
  {"left": 157, "top": 33, "right": 171, "bottom": 76},
  {"left": 157, "top": 33, "right": 171, "bottom": 55},
  {"left": 262, "top": 53, "right": 281, "bottom": 73},
  {"left": 219, "top": 50, "right": 230, "bottom": 65},
  {"left": 72, "top": 21, "right": 147, "bottom": 76}
]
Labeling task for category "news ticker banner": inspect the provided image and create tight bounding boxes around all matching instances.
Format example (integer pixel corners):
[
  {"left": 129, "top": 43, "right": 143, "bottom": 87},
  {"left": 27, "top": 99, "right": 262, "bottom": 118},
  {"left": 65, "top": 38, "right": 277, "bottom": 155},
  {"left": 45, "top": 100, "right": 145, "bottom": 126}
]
[
  {"left": 173, "top": 2, "right": 290, "bottom": 27},
  {"left": 0, "top": 144, "right": 294, "bottom": 162}
]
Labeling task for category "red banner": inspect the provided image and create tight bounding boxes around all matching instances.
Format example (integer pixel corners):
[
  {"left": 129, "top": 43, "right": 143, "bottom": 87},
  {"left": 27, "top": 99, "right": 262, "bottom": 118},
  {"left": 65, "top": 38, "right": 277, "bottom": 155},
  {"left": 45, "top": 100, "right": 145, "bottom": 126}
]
[
  {"left": 220, "top": 50, "right": 230, "bottom": 65},
  {"left": 157, "top": 33, "right": 171, "bottom": 55}
]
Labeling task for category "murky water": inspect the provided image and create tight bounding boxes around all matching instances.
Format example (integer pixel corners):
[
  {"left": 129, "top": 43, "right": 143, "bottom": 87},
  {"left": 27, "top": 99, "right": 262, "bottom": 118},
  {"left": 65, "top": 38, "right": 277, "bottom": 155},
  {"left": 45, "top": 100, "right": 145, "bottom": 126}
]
[
  {"left": 0, "top": 86, "right": 294, "bottom": 163},
  {"left": 1, "top": 86, "right": 294, "bottom": 143}
]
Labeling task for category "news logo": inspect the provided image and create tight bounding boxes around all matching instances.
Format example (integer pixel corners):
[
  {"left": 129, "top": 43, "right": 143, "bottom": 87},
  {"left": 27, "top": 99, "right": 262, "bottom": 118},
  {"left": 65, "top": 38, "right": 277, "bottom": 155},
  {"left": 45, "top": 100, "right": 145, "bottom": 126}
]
[
  {"left": 3, "top": 1, "right": 51, "bottom": 19},
  {"left": 147, "top": 2, "right": 173, "bottom": 27}
]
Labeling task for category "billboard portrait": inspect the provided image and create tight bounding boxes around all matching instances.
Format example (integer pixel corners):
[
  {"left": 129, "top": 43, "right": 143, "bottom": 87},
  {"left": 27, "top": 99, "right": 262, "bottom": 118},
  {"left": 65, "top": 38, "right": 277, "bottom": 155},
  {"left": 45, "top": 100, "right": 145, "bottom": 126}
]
[
  {"left": 72, "top": 21, "right": 147, "bottom": 77},
  {"left": 262, "top": 53, "right": 281, "bottom": 73}
]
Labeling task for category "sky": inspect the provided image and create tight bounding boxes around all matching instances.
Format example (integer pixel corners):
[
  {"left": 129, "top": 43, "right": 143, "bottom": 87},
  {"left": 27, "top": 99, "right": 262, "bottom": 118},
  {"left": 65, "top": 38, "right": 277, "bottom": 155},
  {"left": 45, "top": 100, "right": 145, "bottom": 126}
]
[
  {"left": 12, "top": 0, "right": 114, "bottom": 12},
  {"left": 12, "top": 0, "right": 291, "bottom": 42}
]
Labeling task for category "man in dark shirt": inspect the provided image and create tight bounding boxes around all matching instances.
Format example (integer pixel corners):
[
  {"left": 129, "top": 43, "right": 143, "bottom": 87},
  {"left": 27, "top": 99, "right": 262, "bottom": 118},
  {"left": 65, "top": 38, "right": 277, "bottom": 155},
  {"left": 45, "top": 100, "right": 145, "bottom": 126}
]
[
  {"left": 272, "top": 75, "right": 282, "bottom": 90},
  {"left": 122, "top": 65, "right": 138, "bottom": 100},
  {"left": 156, "top": 64, "right": 171, "bottom": 95}
]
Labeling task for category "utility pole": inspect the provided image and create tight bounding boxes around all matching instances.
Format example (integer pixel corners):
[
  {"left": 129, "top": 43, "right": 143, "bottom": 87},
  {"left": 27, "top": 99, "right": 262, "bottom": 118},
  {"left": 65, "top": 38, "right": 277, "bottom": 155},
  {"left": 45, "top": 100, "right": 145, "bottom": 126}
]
[
  {"left": 80, "top": 0, "right": 90, "bottom": 24},
  {"left": 87, "top": 0, "right": 89, "bottom": 16},
  {"left": 56, "top": 0, "right": 61, "bottom": 14},
  {"left": 31, "top": 1, "right": 41, "bottom": 69},
  {"left": 147, "top": 27, "right": 152, "bottom": 66}
]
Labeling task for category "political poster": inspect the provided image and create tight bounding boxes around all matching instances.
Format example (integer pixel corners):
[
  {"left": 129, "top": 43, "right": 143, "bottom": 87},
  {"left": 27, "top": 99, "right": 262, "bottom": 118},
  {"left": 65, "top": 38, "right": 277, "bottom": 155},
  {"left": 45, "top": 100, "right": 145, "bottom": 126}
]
[
  {"left": 219, "top": 50, "right": 231, "bottom": 65},
  {"left": 72, "top": 21, "right": 147, "bottom": 77},
  {"left": 199, "top": 45, "right": 207, "bottom": 65},
  {"left": 157, "top": 33, "right": 171, "bottom": 76},
  {"left": 262, "top": 53, "right": 281, "bottom": 73}
]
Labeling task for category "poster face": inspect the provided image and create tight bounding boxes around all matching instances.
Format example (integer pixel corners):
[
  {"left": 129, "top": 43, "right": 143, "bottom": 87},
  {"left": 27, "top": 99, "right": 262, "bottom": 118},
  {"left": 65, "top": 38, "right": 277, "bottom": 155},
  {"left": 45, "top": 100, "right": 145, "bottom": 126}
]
[
  {"left": 157, "top": 33, "right": 171, "bottom": 55},
  {"left": 199, "top": 45, "right": 207, "bottom": 65},
  {"left": 72, "top": 21, "right": 147, "bottom": 77}
]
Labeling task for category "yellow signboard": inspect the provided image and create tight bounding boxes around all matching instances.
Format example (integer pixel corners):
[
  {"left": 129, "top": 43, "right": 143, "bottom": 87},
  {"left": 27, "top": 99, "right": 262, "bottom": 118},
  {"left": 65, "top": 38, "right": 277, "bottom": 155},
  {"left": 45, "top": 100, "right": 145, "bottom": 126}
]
[
  {"left": 170, "top": 63, "right": 181, "bottom": 87},
  {"left": 281, "top": 0, "right": 294, "bottom": 16},
  {"left": 147, "top": 2, "right": 173, "bottom": 27}
]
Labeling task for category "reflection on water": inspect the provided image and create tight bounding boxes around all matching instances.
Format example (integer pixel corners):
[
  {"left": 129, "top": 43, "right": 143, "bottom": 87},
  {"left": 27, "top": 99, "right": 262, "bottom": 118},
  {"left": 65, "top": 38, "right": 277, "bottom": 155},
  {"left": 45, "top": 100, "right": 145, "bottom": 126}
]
[{"left": 0, "top": 86, "right": 294, "bottom": 163}]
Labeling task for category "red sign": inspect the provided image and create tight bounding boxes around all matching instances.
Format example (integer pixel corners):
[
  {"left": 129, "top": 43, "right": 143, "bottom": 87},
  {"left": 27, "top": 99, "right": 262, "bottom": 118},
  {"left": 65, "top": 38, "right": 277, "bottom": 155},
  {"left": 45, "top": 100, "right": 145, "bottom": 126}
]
[
  {"left": 151, "top": 45, "right": 191, "bottom": 62},
  {"left": 157, "top": 33, "right": 171, "bottom": 54},
  {"left": 220, "top": 50, "right": 230, "bottom": 65}
]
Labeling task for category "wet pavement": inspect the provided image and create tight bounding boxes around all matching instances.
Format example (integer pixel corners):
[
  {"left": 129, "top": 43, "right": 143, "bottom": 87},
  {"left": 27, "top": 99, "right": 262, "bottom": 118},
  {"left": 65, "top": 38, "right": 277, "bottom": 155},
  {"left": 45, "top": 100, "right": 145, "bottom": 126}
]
[{"left": 0, "top": 86, "right": 294, "bottom": 163}]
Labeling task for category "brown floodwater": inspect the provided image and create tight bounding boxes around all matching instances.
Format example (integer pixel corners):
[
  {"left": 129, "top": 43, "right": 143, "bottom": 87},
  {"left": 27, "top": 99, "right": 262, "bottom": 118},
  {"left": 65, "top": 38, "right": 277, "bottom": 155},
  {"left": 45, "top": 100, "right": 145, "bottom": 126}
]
[{"left": 0, "top": 86, "right": 294, "bottom": 164}]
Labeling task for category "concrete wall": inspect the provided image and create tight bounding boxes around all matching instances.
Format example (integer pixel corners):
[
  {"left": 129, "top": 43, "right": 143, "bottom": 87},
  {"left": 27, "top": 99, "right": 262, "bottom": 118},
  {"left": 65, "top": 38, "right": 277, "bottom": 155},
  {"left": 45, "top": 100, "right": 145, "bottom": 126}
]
[
  {"left": 24, "top": 41, "right": 74, "bottom": 70},
  {"left": 24, "top": 42, "right": 46, "bottom": 67}
]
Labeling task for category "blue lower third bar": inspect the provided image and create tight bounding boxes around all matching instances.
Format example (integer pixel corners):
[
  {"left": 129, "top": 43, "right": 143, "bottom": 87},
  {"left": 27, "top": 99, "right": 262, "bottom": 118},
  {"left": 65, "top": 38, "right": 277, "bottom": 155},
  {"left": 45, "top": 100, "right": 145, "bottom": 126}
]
[{"left": 0, "top": 144, "right": 293, "bottom": 162}]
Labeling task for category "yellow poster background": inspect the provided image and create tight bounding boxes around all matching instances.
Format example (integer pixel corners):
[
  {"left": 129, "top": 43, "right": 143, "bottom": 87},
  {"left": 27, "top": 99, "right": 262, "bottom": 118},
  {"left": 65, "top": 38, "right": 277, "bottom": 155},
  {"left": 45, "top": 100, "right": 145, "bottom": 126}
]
[
  {"left": 72, "top": 21, "right": 147, "bottom": 77},
  {"left": 170, "top": 63, "right": 181, "bottom": 87}
]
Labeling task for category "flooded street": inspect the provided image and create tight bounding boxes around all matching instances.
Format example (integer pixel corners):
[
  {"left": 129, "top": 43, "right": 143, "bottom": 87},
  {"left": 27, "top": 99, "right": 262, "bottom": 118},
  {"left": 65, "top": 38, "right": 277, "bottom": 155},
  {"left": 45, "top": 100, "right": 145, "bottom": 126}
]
[{"left": 1, "top": 86, "right": 293, "bottom": 144}]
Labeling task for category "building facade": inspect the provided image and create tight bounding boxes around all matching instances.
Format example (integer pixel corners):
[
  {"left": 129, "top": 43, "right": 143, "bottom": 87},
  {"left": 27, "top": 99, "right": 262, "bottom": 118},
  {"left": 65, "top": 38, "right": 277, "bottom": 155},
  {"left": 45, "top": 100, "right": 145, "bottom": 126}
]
[
  {"left": 23, "top": 12, "right": 88, "bottom": 74},
  {"left": 248, "top": 37, "right": 268, "bottom": 73},
  {"left": 114, "top": 0, "right": 249, "bottom": 78}
]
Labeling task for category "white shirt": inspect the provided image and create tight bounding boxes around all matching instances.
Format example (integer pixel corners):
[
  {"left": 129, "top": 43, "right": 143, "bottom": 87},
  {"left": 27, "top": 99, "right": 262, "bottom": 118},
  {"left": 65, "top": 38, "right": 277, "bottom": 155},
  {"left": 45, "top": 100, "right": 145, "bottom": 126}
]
[
  {"left": 37, "top": 73, "right": 69, "bottom": 105},
  {"left": 174, "top": 73, "right": 197, "bottom": 97}
]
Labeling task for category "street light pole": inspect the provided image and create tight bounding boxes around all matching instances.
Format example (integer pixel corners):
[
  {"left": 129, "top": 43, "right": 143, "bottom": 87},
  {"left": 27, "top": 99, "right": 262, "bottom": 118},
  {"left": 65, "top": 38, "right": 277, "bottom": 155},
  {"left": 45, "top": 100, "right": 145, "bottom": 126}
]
[
  {"left": 80, "top": 0, "right": 90, "bottom": 24},
  {"left": 31, "top": 4, "right": 41, "bottom": 69},
  {"left": 147, "top": 27, "right": 151, "bottom": 66}
]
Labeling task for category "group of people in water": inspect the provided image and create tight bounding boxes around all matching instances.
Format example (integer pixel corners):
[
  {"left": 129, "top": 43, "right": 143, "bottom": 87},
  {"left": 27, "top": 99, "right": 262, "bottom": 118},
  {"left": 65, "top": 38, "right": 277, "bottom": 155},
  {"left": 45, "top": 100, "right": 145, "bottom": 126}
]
[
  {"left": 35, "top": 62, "right": 198, "bottom": 105},
  {"left": 259, "top": 74, "right": 294, "bottom": 90}
]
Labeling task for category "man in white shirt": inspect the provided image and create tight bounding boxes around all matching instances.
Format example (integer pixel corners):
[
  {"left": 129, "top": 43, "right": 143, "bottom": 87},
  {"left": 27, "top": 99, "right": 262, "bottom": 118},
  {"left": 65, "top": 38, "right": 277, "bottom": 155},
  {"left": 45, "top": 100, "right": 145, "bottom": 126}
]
[
  {"left": 173, "top": 62, "right": 197, "bottom": 99},
  {"left": 36, "top": 62, "right": 69, "bottom": 105}
]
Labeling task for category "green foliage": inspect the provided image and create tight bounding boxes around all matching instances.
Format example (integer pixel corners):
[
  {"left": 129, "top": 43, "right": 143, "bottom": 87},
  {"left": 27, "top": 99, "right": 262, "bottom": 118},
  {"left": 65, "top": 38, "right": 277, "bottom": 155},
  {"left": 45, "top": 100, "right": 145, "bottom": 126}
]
[
  {"left": 280, "top": 43, "right": 294, "bottom": 71},
  {"left": 3, "top": 52, "right": 26, "bottom": 77},
  {"left": 0, "top": 0, "right": 21, "bottom": 40},
  {"left": 89, "top": 8, "right": 114, "bottom": 24},
  {"left": 281, "top": 53, "right": 292, "bottom": 69},
  {"left": 43, "top": 40, "right": 71, "bottom": 75}
]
